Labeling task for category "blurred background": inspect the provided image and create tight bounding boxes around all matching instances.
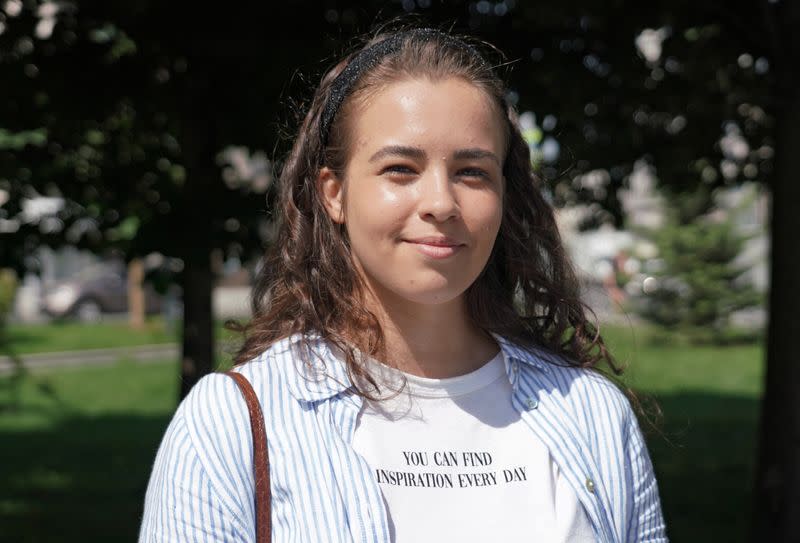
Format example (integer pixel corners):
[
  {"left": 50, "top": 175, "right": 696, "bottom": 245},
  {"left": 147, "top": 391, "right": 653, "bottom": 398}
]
[{"left": 1, "top": 1, "right": 797, "bottom": 541}]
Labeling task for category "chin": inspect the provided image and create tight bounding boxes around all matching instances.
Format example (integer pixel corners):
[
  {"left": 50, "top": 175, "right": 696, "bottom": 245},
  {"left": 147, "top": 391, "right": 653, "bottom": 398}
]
[
  {"left": 362, "top": 265, "right": 479, "bottom": 307},
  {"left": 393, "top": 279, "right": 470, "bottom": 306}
]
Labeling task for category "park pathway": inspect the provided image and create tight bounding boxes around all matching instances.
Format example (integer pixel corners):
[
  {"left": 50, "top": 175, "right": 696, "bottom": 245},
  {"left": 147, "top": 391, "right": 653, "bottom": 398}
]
[{"left": 0, "top": 344, "right": 178, "bottom": 375}]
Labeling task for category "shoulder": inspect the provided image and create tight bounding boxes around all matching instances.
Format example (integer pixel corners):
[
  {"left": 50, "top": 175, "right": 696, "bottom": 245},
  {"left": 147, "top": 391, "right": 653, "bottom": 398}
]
[
  {"left": 551, "top": 362, "right": 633, "bottom": 421},
  {"left": 174, "top": 339, "right": 298, "bottom": 472},
  {"left": 179, "top": 336, "right": 303, "bottom": 433},
  {"left": 174, "top": 367, "right": 264, "bottom": 500},
  {"left": 141, "top": 341, "right": 303, "bottom": 539},
  {"left": 178, "top": 334, "right": 338, "bottom": 453},
  {"left": 162, "top": 340, "right": 300, "bottom": 517},
  {"left": 511, "top": 342, "right": 636, "bottom": 433}
]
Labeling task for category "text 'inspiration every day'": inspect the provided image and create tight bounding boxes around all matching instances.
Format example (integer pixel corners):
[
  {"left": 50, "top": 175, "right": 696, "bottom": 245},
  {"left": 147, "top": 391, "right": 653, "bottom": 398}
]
[{"left": 374, "top": 450, "right": 528, "bottom": 489}]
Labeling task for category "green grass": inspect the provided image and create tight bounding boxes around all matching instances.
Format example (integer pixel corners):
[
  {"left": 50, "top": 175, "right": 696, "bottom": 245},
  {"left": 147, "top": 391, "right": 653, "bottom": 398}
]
[
  {"left": 4, "top": 318, "right": 177, "bottom": 355},
  {"left": 605, "top": 324, "right": 763, "bottom": 396},
  {"left": 0, "top": 325, "right": 764, "bottom": 542},
  {"left": 4, "top": 318, "right": 244, "bottom": 355},
  {"left": 607, "top": 323, "right": 763, "bottom": 541},
  {"left": 0, "top": 361, "right": 180, "bottom": 542}
]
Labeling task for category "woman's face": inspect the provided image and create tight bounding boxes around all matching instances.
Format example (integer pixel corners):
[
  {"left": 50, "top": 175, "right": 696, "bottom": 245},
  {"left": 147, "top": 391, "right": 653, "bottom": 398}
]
[{"left": 320, "top": 77, "right": 505, "bottom": 307}]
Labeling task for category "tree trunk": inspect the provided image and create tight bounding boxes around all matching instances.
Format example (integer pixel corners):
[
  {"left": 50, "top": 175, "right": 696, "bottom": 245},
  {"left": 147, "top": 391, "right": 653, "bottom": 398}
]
[
  {"left": 127, "top": 258, "right": 145, "bottom": 330},
  {"left": 176, "top": 63, "right": 218, "bottom": 400},
  {"left": 752, "top": 33, "right": 800, "bottom": 539},
  {"left": 178, "top": 250, "right": 215, "bottom": 399}
]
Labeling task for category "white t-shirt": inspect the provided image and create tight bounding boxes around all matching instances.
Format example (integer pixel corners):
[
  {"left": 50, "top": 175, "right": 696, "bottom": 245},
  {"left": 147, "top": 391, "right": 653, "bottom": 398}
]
[{"left": 352, "top": 350, "right": 596, "bottom": 543}]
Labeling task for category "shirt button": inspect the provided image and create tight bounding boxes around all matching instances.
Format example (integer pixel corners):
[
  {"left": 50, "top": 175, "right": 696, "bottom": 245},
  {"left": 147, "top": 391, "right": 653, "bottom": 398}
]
[
  {"left": 525, "top": 397, "right": 539, "bottom": 410},
  {"left": 585, "top": 477, "right": 596, "bottom": 494}
]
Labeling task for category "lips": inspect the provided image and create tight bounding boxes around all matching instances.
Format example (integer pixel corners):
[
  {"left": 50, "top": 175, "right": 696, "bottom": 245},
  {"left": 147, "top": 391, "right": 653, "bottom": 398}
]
[
  {"left": 404, "top": 236, "right": 466, "bottom": 259},
  {"left": 406, "top": 236, "right": 463, "bottom": 246}
]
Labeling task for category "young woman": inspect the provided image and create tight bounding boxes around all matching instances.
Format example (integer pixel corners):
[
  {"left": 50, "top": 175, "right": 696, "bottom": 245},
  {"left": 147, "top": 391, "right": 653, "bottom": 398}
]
[{"left": 139, "top": 27, "right": 667, "bottom": 542}]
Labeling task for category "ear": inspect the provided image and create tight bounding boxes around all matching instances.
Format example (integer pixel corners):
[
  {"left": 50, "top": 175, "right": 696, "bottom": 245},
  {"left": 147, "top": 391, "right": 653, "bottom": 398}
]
[{"left": 317, "top": 166, "right": 345, "bottom": 224}]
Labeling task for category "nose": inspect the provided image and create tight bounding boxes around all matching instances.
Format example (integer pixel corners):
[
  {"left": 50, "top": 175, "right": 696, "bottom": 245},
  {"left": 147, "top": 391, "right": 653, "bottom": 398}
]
[{"left": 416, "top": 166, "right": 459, "bottom": 223}]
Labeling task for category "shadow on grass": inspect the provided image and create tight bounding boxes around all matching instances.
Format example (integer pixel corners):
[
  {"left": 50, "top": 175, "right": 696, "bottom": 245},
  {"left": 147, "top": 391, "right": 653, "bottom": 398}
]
[
  {"left": 0, "top": 413, "right": 172, "bottom": 543},
  {"left": 648, "top": 392, "right": 759, "bottom": 543},
  {"left": 4, "top": 321, "right": 107, "bottom": 353},
  {"left": 0, "top": 391, "right": 759, "bottom": 543},
  {"left": 3, "top": 326, "right": 58, "bottom": 352}
]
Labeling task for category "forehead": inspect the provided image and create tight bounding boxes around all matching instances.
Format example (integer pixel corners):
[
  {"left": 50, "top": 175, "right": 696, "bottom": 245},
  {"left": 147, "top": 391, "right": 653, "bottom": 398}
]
[{"left": 348, "top": 78, "right": 506, "bottom": 156}]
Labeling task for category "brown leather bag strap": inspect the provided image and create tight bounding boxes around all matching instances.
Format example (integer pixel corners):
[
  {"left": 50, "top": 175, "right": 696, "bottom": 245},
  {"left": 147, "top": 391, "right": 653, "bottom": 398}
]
[{"left": 224, "top": 371, "right": 271, "bottom": 543}]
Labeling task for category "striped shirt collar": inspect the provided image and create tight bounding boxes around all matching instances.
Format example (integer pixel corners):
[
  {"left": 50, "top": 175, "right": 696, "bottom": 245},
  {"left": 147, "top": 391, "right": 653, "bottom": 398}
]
[{"left": 275, "top": 332, "right": 554, "bottom": 404}]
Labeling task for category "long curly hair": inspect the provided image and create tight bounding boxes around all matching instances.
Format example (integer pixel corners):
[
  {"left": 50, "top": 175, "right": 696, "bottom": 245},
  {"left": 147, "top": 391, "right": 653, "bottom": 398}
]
[{"left": 231, "top": 27, "right": 621, "bottom": 394}]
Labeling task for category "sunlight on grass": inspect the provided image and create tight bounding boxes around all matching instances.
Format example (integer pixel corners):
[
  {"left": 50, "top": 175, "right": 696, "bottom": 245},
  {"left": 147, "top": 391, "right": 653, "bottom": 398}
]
[
  {"left": 4, "top": 317, "right": 244, "bottom": 355},
  {"left": 602, "top": 323, "right": 764, "bottom": 396},
  {"left": 5, "top": 318, "right": 176, "bottom": 354}
]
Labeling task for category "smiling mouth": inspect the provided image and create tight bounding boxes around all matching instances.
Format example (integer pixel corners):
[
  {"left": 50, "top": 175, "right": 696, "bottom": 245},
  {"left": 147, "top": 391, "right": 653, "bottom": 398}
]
[{"left": 404, "top": 238, "right": 465, "bottom": 259}]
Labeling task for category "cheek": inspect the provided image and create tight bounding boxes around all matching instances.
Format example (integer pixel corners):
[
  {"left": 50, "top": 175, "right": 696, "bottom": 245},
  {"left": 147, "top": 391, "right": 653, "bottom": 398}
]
[
  {"left": 469, "top": 192, "right": 504, "bottom": 241},
  {"left": 345, "top": 182, "right": 410, "bottom": 241},
  {"left": 371, "top": 184, "right": 407, "bottom": 213}
]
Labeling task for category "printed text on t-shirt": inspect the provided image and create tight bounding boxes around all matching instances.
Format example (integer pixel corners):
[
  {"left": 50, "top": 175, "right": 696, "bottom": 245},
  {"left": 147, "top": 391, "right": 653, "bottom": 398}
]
[{"left": 374, "top": 450, "right": 528, "bottom": 490}]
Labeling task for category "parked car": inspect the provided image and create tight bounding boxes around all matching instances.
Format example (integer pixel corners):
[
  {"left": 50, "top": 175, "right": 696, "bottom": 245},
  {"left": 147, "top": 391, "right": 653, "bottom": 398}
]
[{"left": 41, "top": 260, "right": 163, "bottom": 322}]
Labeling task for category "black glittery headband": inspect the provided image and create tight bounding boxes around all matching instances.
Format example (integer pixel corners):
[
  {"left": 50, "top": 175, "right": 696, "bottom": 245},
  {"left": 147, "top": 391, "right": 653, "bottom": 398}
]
[{"left": 319, "top": 28, "right": 487, "bottom": 147}]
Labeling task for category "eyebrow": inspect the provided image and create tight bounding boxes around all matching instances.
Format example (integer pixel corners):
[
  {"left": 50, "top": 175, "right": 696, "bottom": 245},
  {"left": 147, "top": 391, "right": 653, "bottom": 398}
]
[
  {"left": 368, "top": 145, "right": 426, "bottom": 163},
  {"left": 453, "top": 148, "right": 501, "bottom": 166},
  {"left": 368, "top": 145, "right": 501, "bottom": 166}
]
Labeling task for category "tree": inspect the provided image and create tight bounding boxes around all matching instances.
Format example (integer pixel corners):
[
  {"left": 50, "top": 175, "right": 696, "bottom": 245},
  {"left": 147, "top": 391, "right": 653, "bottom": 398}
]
[
  {"left": 635, "top": 198, "right": 763, "bottom": 343},
  {"left": 750, "top": 2, "right": 800, "bottom": 537},
  {"left": 0, "top": 0, "right": 335, "bottom": 397}
]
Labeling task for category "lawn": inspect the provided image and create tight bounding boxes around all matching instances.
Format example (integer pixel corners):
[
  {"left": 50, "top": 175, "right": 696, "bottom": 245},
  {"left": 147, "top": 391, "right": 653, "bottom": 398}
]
[
  {"left": 4, "top": 317, "right": 244, "bottom": 355},
  {"left": 0, "top": 323, "right": 763, "bottom": 542},
  {"left": 0, "top": 361, "right": 179, "bottom": 542},
  {"left": 4, "top": 318, "right": 177, "bottom": 355},
  {"left": 602, "top": 324, "right": 763, "bottom": 541}
]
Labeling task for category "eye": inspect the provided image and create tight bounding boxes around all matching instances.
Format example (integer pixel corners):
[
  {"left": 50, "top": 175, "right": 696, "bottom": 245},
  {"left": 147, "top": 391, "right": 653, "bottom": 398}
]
[
  {"left": 457, "top": 167, "right": 490, "bottom": 180},
  {"left": 380, "top": 164, "right": 417, "bottom": 177}
]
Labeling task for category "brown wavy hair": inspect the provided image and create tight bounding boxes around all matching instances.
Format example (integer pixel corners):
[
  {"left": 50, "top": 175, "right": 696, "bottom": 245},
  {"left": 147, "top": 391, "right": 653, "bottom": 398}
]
[{"left": 230, "top": 27, "right": 621, "bottom": 393}]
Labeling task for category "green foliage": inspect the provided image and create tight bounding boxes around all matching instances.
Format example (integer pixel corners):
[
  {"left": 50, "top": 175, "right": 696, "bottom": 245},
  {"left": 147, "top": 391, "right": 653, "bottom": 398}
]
[
  {"left": 105, "top": 215, "right": 140, "bottom": 241},
  {"left": 0, "top": 128, "right": 47, "bottom": 150},
  {"left": 636, "top": 207, "right": 763, "bottom": 343}
]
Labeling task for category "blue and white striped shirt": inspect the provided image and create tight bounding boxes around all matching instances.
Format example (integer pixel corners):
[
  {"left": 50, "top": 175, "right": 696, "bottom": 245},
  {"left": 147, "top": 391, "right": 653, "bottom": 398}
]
[{"left": 139, "top": 334, "right": 667, "bottom": 542}]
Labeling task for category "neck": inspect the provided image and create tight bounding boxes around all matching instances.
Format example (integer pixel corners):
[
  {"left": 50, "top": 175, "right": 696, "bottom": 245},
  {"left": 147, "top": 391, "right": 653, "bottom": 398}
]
[{"left": 359, "top": 285, "right": 499, "bottom": 379}]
